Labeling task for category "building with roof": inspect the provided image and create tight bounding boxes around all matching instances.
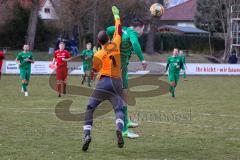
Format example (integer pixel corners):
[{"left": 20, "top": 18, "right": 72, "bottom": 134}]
[
  {"left": 0, "top": 0, "right": 58, "bottom": 22},
  {"left": 38, "top": 0, "right": 58, "bottom": 20},
  {"left": 20, "top": 0, "right": 58, "bottom": 20},
  {"left": 159, "top": 25, "right": 209, "bottom": 35},
  {"left": 161, "top": 0, "right": 197, "bottom": 27},
  {"left": 167, "top": 0, "right": 189, "bottom": 8},
  {"left": 159, "top": 0, "right": 208, "bottom": 34}
]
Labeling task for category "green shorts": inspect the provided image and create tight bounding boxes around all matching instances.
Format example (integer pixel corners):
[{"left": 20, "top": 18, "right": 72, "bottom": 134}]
[
  {"left": 83, "top": 64, "right": 92, "bottom": 73},
  {"left": 20, "top": 68, "right": 31, "bottom": 81},
  {"left": 168, "top": 72, "right": 180, "bottom": 84},
  {"left": 121, "top": 55, "right": 130, "bottom": 89}
]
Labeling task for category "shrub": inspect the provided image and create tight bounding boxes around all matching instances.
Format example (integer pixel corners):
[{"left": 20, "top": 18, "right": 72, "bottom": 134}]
[{"left": 141, "top": 33, "right": 225, "bottom": 53}]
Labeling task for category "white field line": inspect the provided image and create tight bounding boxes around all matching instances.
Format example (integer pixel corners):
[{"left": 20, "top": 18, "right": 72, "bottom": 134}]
[
  {"left": 126, "top": 109, "right": 240, "bottom": 119},
  {"left": 1, "top": 107, "right": 240, "bottom": 119},
  {"left": 1, "top": 106, "right": 240, "bottom": 131},
  {"left": 99, "top": 116, "right": 240, "bottom": 131},
  {"left": 1, "top": 109, "right": 240, "bottom": 132}
]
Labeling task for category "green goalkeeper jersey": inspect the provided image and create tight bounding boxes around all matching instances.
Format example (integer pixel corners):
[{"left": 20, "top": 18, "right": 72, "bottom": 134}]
[
  {"left": 167, "top": 56, "right": 183, "bottom": 73},
  {"left": 106, "top": 26, "right": 144, "bottom": 61},
  {"left": 16, "top": 51, "right": 33, "bottom": 70}
]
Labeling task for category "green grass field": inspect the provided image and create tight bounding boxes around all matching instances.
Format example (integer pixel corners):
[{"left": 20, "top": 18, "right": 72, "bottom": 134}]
[{"left": 0, "top": 75, "right": 240, "bottom": 160}]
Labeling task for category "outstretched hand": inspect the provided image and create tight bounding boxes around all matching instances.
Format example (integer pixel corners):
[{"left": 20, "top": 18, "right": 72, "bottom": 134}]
[{"left": 112, "top": 6, "right": 120, "bottom": 19}]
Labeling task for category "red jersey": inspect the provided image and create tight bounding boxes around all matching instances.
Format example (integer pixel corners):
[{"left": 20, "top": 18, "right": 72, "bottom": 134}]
[
  {"left": 0, "top": 51, "right": 4, "bottom": 66},
  {"left": 54, "top": 50, "right": 71, "bottom": 68}
]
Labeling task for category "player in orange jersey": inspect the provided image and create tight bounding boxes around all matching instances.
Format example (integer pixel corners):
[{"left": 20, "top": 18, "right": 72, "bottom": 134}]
[{"left": 82, "top": 6, "right": 125, "bottom": 151}]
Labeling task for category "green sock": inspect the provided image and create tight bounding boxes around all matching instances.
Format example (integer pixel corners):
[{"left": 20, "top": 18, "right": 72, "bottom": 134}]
[
  {"left": 22, "top": 83, "right": 27, "bottom": 92},
  {"left": 87, "top": 76, "right": 91, "bottom": 85},
  {"left": 183, "top": 72, "right": 186, "bottom": 78},
  {"left": 170, "top": 86, "right": 175, "bottom": 97},
  {"left": 122, "top": 106, "right": 128, "bottom": 133},
  {"left": 169, "top": 86, "right": 173, "bottom": 94},
  {"left": 172, "top": 87, "right": 175, "bottom": 97},
  {"left": 26, "top": 83, "right": 28, "bottom": 91}
]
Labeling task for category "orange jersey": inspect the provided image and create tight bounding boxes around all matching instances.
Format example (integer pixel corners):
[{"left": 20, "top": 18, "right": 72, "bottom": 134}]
[{"left": 93, "top": 19, "right": 122, "bottom": 79}]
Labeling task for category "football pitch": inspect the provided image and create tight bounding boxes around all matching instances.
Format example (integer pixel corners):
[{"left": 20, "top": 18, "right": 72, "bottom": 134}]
[{"left": 0, "top": 75, "right": 240, "bottom": 160}]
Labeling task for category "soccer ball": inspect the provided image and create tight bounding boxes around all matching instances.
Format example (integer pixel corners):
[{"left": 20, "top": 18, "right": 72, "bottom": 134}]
[{"left": 150, "top": 3, "right": 165, "bottom": 17}]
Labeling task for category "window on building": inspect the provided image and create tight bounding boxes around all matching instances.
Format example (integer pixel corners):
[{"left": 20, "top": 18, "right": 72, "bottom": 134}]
[{"left": 44, "top": 8, "right": 51, "bottom": 14}]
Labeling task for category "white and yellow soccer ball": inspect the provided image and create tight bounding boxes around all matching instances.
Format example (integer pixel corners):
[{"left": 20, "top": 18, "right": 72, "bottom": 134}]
[{"left": 150, "top": 3, "right": 165, "bottom": 17}]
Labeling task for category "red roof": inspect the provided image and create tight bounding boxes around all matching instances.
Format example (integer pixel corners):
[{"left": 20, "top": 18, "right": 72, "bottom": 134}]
[{"left": 160, "top": 0, "right": 197, "bottom": 21}]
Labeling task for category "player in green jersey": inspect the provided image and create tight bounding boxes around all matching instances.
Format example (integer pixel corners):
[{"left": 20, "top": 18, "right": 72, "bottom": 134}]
[
  {"left": 80, "top": 43, "right": 94, "bottom": 87},
  {"left": 106, "top": 19, "right": 147, "bottom": 138},
  {"left": 16, "top": 44, "right": 34, "bottom": 96},
  {"left": 179, "top": 50, "right": 187, "bottom": 80},
  {"left": 165, "top": 48, "right": 183, "bottom": 98}
]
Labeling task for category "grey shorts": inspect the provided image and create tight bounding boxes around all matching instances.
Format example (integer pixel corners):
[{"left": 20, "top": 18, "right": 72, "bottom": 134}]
[{"left": 87, "top": 76, "right": 124, "bottom": 111}]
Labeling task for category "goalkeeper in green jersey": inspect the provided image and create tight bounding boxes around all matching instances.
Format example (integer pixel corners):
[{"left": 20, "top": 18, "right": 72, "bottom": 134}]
[
  {"left": 106, "top": 18, "right": 147, "bottom": 138},
  {"left": 80, "top": 43, "right": 94, "bottom": 87},
  {"left": 178, "top": 50, "right": 187, "bottom": 80},
  {"left": 16, "top": 44, "right": 34, "bottom": 97},
  {"left": 165, "top": 48, "right": 184, "bottom": 98}
]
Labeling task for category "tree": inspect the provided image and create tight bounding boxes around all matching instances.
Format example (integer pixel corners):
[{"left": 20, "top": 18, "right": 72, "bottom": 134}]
[
  {"left": 0, "top": 1, "right": 58, "bottom": 50},
  {"left": 216, "top": 0, "right": 240, "bottom": 60},
  {"left": 92, "top": 0, "right": 99, "bottom": 46},
  {"left": 26, "top": 0, "right": 40, "bottom": 49},
  {"left": 145, "top": 0, "right": 166, "bottom": 54},
  {"left": 0, "top": 0, "right": 14, "bottom": 27},
  {"left": 195, "top": 0, "right": 240, "bottom": 60},
  {"left": 195, "top": 0, "right": 217, "bottom": 55},
  {"left": 56, "top": 0, "right": 95, "bottom": 48},
  {"left": 0, "top": 2, "right": 30, "bottom": 48},
  {"left": 56, "top": 0, "right": 149, "bottom": 49}
]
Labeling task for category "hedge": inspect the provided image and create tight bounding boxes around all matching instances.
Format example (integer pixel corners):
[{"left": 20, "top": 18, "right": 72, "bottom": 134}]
[
  {"left": 0, "top": 2, "right": 58, "bottom": 51},
  {"left": 141, "top": 33, "right": 225, "bottom": 53}
]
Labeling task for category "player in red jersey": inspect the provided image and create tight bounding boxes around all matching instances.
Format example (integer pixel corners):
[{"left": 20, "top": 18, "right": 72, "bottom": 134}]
[
  {"left": 0, "top": 50, "right": 5, "bottom": 80},
  {"left": 51, "top": 42, "right": 72, "bottom": 97}
]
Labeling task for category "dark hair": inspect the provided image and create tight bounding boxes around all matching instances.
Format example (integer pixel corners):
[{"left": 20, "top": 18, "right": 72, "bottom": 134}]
[
  {"left": 232, "top": 50, "right": 237, "bottom": 54},
  {"left": 59, "top": 41, "right": 65, "bottom": 45},
  {"left": 130, "top": 18, "right": 144, "bottom": 27},
  {"left": 97, "top": 30, "right": 109, "bottom": 45}
]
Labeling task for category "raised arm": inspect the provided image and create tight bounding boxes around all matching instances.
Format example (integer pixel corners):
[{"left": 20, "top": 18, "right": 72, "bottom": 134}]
[{"left": 112, "top": 6, "right": 122, "bottom": 47}]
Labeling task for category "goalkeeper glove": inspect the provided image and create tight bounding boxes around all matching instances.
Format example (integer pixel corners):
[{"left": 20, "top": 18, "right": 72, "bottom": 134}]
[{"left": 112, "top": 6, "right": 120, "bottom": 19}]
